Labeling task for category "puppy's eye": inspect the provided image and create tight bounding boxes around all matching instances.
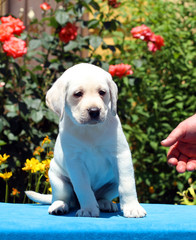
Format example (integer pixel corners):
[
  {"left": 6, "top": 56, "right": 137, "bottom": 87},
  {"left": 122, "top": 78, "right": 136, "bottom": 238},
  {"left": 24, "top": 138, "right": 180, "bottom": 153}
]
[
  {"left": 99, "top": 90, "right": 106, "bottom": 96},
  {"left": 73, "top": 91, "right": 83, "bottom": 98}
]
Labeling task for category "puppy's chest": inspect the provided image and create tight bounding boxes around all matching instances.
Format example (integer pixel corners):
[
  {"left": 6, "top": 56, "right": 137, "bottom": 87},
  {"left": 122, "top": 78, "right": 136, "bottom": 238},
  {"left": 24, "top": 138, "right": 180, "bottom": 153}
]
[{"left": 81, "top": 147, "right": 115, "bottom": 188}]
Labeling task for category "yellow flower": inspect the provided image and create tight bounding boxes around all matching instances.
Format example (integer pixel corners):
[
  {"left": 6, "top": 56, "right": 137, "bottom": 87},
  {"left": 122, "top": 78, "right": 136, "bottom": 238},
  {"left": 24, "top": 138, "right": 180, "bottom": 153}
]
[
  {"left": 0, "top": 154, "right": 10, "bottom": 165},
  {"left": 0, "top": 172, "right": 12, "bottom": 180},
  {"left": 11, "top": 188, "right": 20, "bottom": 196},
  {"left": 22, "top": 158, "right": 41, "bottom": 173},
  {"left": 42, "top": 159, "right": 51, "bottom": 169},
  {"left": 41, "top": 159, "right": 51, "bottom": 182},
  {"left": 39, "top": 159, "right": 51, "bottom": 174},
  {"left": 46, "top": 151, "right": 54, "bottom": 159},
  {"left": 41, "top": 136, "right": 51, "bottom": 146}
]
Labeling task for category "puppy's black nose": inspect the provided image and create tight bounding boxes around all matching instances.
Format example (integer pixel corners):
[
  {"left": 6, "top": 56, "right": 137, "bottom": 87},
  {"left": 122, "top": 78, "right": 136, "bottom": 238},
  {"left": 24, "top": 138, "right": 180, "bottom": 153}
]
[{"left": 88, "top": 107, "right": 100, "bottom": 119}]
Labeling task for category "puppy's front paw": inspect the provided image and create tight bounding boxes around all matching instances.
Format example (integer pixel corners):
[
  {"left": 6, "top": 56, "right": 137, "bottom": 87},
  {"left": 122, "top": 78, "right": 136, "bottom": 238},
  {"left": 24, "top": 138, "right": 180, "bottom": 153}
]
[
  {"left": 48, "top": 200, "right": 69, "bottom": 215},
  {"left": 98, "top": 199, "right": 119, "bottom": 212},
  {"left": 122, "top": 202, "right": 147, "bottom": 218},
  {"left": 76, "top": 206, "right": 100, "bottom": 217}
]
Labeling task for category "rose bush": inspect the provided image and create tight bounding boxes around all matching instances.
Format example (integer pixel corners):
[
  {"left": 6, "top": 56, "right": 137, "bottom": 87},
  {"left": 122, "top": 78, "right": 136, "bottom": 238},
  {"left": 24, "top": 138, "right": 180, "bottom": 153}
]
[
  {"left": 0, "top": 0, "right": 195, "bottom": 203},
  {"left": 3, "top": 37, "right": 27, "bottom": 58},
  {"left": 106, "top": 0, "right": 121, "bottom": 8},
  {"left": 0, "top": 24, "right": 13, "bottom": 42},
  {"left": 59, "top": 23, "right": 78, "bottom": 43},
  {"left": 147, "top": 34, "right": 164, "bottom": 52},
  {"left": 131, "top": 25, "right": 152, "bottom": 41},
  {"left": 0, "top": 15, "right": 27, "bottom": 58},
  {"left": 1, "top": 16, "right": 25, "bottom": 35},
  {"left": 131, "top": 25, "right": 164, "bottom": 52},
  {"left": 109, "top": 63, "right": 133, "bottom": 78},
  {"left": 40, "top": 2, "right": 51, "bottom": 11}
]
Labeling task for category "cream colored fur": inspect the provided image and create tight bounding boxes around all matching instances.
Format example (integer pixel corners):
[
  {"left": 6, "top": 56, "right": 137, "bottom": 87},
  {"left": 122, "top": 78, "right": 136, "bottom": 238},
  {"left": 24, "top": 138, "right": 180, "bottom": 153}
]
[{"left": 26, "top": 63, "right": 146, "bottom": 218}]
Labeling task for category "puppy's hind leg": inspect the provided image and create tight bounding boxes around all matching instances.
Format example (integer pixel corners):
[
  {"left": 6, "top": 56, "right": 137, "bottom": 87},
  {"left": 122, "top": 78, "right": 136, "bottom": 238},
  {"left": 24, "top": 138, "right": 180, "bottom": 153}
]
[
  {"left": 48, "top": 170, "right": 77, "bottom": 215},
  {"left": 95, "top": 182, "right": 119, "bottom": 213}
]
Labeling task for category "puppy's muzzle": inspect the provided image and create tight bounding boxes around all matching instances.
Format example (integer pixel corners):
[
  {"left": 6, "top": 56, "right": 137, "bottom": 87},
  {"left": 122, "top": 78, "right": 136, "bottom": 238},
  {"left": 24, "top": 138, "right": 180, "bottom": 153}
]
[{"left": 88, "top": 107, "right": 100, "bottom": 121}]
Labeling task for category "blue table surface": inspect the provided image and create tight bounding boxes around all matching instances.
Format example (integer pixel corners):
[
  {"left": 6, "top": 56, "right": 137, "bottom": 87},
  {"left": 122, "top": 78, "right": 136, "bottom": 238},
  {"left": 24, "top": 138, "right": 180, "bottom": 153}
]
[{"left": 0, "top": 203, "right": 195, "bottom": 240}]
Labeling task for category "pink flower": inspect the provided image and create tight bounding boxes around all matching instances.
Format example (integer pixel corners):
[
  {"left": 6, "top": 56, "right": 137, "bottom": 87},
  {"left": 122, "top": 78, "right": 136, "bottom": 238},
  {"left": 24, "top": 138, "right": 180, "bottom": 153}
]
[
  {"left": 131, "top": 24, "right": 165, "bottom": 52},
  {"left": 131, "top": 24, "right": 153, "bottom": 42},
  {"left": 40, "top": 2, "right": 51, "bottom": 11},
  {"left": 0, "top": 82, "right": 5, "bottom": 87},
  {"left": 3, "top": 36, "right": 27, "bottom": 58},
  {"left": 1, "top": 15, "right": 25, "bottom": 35},
  {"left": 148, "top": 34, "right": 164, "bottom": 52},
  {"left": 59, "top": 23, "right": 78, "bottom": 43},
  {"left": 109, "top": 63, "right": 133, "bottom": 78}
]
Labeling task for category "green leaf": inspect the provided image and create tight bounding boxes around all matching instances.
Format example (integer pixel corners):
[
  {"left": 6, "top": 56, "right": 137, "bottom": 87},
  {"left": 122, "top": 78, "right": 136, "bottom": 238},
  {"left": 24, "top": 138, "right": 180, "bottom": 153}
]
[
  {"left": 45, "top": 111, "right": 59, "bottom": 124},
  {"left": 87, "top": 19, "right": 99, "bottom": 28},
  {"left": 4, "top": 130, "right": 18, "bottom": 141},
  {"left": 49, "top": 16, "right": 59, "bottom": 28},
  {"left": 29, "top": 39, "right": 42, "bottom": 50},
  {"left": 5, "top": 105, "right": 19, "bottom": 118},
  {"left": 176, "top": 102, "right": 183, "bottom": 109},
  {"left": 90, "top": 35, "right": 102, "bottom": 49},
  {"left": 64, "top": 41, "right": 78, "bottom": 51},
  {"left": 49, "top": 63, "right": 60, "bottom": 70},
  {"left": 0, "top": 140, "right": 6, "bottom": 146},
  {"left": 24, "top": 98, "right": 41, "bottom": 109},
  {"left": 55, "top": 10, "right": 69, "bottom": 25},
  {"left": 150, "top": 141, "right": 158, "bottom": 151},
  {"left": 90, "top": 0, "right": 100, "bottom": 10},
  {"left": 0, "top": 118, "right": 4, "bottom": 133},
  {"left": 31, "top": 110, "right": 44, "bottom": 123},
  {"left": 163, "top": 98, "right": 175, "bottom": 105}
]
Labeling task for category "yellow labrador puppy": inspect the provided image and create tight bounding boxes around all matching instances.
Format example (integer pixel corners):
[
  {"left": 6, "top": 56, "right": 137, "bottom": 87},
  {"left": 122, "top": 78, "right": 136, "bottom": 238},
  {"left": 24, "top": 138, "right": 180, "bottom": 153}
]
[{"left": 26, "top": 63, "right": 146, "bottom": 218}]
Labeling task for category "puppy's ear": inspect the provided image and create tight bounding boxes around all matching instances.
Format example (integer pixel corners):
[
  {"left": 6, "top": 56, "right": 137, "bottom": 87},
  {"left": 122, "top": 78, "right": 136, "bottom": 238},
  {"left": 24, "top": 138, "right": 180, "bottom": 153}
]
[
  {"left": 107, "top": 74, "right": 118, "bottom": 116},
  {"left": 46, "top": 73, "right": 68, "bottom": 120}
]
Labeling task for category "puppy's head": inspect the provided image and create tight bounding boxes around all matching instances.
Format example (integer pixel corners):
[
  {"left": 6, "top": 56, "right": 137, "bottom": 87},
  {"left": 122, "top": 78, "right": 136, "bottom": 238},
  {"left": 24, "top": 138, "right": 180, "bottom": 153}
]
[{"left": 46, "top": 63, "right": 118, "bottom": 125}]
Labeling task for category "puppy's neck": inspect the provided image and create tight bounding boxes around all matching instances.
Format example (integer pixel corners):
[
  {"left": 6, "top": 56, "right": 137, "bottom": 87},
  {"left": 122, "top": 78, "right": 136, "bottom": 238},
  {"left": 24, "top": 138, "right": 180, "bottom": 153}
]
[{"left": 59, "top": 110, "right": 116, "bottom": 136}]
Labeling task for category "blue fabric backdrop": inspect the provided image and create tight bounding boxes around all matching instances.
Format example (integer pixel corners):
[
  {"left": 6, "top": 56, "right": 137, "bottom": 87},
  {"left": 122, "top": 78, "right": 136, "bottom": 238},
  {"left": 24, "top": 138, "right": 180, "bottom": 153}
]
[{"left": 0, "top": 203, "right": 195, "bottom": 240}]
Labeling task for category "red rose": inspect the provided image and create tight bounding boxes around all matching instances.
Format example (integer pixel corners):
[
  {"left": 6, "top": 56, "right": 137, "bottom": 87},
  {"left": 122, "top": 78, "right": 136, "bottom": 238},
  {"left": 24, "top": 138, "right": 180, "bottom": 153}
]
[
  {"left": 108, "top": 0, "right": 121, "bottom": 8},
  {"left": 0, "top": 23, "right": 13, "bottom": 42},
  {"left": 59, "top": 23, "right": 78, "bottom": 43},
  {"left": 40, "top": 3, "right": 51, "bottom": 11},
  {"left": 1, "top": 15, "right": 25, "bottom": 35},
  {"left": 148, "top": 34, "right": 164, "bottom": 52},
  {"left": 109, "top": 63, "right": 133, "bottom": 78},
  {"left": 131, "top": 25, "right": 153, "bottom": 41},
  {"left": 3, "top": 36, "right": 27, "bottom": 58}
]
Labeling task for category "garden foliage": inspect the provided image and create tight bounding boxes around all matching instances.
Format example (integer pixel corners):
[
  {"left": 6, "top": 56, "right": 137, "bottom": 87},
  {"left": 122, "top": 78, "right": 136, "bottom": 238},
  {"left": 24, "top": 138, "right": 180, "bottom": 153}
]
[{"left": 0, "top": 0, "right": 195, "bottom": 203}]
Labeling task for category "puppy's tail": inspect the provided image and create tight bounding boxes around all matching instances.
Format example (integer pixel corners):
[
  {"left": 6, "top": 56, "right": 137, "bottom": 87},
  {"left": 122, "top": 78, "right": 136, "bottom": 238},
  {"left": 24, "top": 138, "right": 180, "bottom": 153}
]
[{"left": 25, "top": 191, "right": 52, "bottom": 204}]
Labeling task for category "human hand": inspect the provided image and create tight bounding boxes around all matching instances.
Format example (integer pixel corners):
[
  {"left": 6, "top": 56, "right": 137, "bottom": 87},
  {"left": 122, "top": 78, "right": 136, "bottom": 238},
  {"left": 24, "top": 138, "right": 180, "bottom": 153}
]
[{"left": 161, "top": 114, "right": 196, "bottom": 173}]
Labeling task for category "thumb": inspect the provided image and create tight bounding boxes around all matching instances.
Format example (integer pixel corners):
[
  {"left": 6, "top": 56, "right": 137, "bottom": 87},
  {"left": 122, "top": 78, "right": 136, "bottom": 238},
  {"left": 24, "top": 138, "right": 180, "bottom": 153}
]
[{"left": 161, "top": 123, "right": 186, "bottom": 147}]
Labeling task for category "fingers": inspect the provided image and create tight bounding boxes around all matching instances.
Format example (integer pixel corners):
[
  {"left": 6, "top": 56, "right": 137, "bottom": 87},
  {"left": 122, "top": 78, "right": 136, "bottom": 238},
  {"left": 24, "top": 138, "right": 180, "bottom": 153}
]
[
  {"left": 161, "top": 114, "right": 196, "bottom": 173},
  {"left": 176, "top": 155, "right": 189, "bottom": 173},
  {"left": 177, "top": 142, "right": 196, "bottom": 158},
  {"left": 167, "top": 150, "right": 188, "bottom": 173},
  {"left": 161, "top": 122, "right": 186, "bottom": 147},
  {"left": 176, "top": 158, "right": 196, "bottom": 173},
  {"left": 168, "top": 157, "right": 178, "bottom": 166},
  {"left": 167, "top": 143, "right": 179, "bottom": 166},
  {"left": 168, "top": 152, "right": 196, "bottom": 173},
  {"left": 166, "top": 143, "right": 196, "bottom": 173},
  {"left": 186, "top": 159, "right": 196, "bottom": 172}
]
